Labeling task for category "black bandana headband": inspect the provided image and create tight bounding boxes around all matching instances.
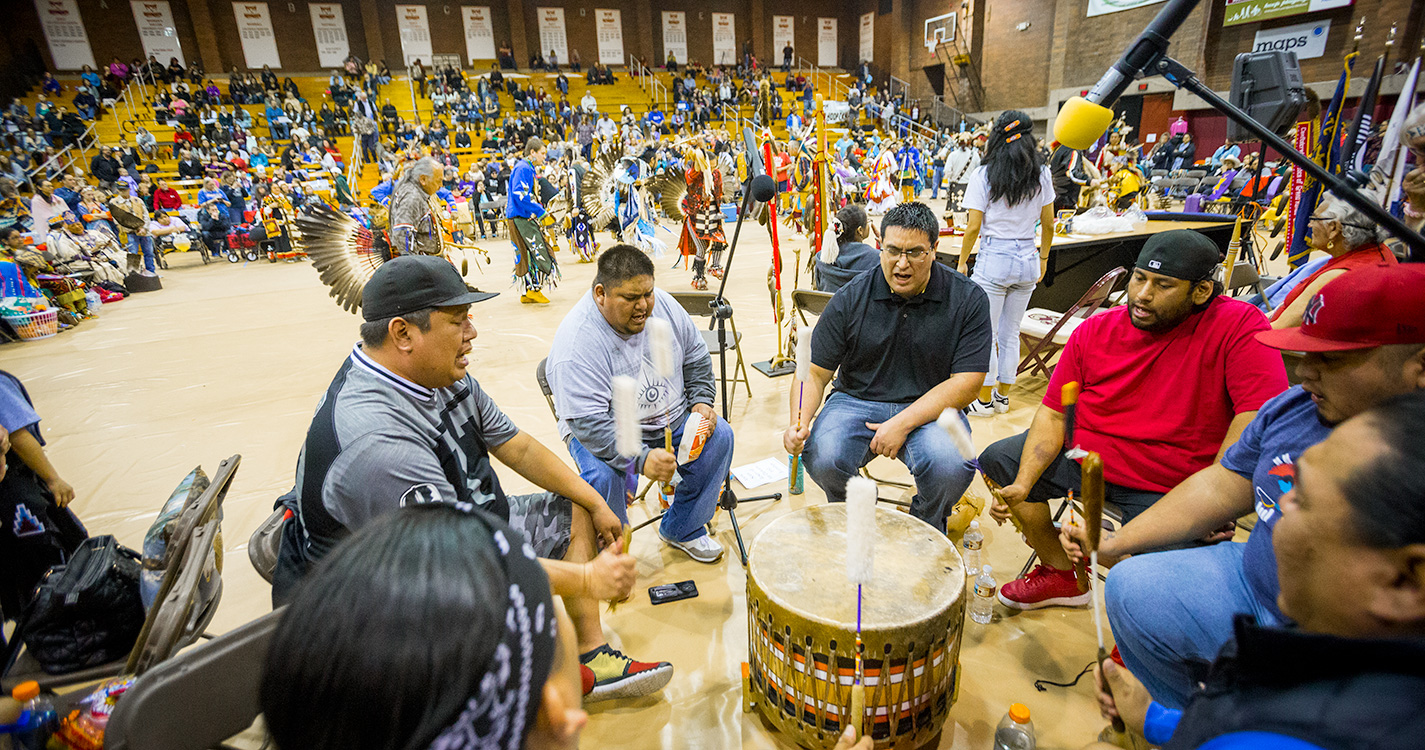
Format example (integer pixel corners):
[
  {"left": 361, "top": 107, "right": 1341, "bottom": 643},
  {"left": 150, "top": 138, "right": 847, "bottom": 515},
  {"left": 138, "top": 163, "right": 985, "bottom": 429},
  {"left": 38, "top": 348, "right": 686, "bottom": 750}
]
[{"left": 429, "top": 513, "right": 558, "bottom": 750}]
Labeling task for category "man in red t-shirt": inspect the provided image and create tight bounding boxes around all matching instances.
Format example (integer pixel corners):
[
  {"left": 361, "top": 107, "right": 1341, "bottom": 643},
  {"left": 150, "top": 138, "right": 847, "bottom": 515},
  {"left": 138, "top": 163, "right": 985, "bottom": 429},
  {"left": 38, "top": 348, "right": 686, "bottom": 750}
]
[{"left": 978, "top": 230, "right": 1287, "bottom": 610}]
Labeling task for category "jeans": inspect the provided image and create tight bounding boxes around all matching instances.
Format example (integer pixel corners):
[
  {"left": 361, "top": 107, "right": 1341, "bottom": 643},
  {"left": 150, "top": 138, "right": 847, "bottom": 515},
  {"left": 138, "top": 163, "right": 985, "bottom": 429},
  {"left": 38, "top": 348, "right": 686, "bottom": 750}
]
[
  {"left": 977, "top": 430, "right": 1163, "bottom": 520},
  {"left": 970, "top": 236, "right": 1040, "bottom": 387},
  {"left": 567, "top": 412, "right": 734, "bottom": 543},
  {"left": 1106, "top": 542, "right": 1283, "bottom": 710},
  {"left": 930, "top": 165, "right": 945, "bottom": 199},
  {"left": 128, "top": 233, "right": 155, "bottom": 273},
  {"left": 804, "top": 392, "right": 976, "bottom": 534}
]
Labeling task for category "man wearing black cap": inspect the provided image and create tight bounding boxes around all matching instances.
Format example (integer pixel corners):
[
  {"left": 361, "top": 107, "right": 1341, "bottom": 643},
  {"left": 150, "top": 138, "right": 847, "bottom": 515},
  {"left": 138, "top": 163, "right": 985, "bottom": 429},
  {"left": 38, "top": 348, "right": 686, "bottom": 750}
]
[
  {"left": 977, "top": 229, "right": 1287, "bottom": 610},
  {"left": 273, "top": 256, "right": 675, "bottom": 702}
]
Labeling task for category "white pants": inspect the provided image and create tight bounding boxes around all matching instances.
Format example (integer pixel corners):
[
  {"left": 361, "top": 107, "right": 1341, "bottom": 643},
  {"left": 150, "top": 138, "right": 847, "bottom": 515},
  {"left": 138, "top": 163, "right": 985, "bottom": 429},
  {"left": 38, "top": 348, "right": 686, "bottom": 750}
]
[{"left": 970, "top": 236, "right": 1040, "bottom": 387}]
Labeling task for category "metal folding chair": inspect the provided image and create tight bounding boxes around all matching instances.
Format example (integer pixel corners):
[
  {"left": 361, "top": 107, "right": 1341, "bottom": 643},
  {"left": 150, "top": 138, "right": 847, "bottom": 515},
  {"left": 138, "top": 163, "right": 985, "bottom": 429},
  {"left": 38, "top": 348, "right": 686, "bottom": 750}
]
[
  {"left": 668, "top": 291, "right": 752, "bottom": 405},
  {"left": 1016, "top": 266, "right": 1128, "bottom": 379}
]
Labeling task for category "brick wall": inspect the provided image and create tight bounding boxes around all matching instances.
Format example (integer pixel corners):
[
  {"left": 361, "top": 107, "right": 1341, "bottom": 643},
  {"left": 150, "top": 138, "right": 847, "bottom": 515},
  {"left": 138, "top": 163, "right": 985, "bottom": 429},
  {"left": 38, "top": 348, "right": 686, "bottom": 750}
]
[{"left": 980, "top": 0, "right": 1054, "bottom": 111}]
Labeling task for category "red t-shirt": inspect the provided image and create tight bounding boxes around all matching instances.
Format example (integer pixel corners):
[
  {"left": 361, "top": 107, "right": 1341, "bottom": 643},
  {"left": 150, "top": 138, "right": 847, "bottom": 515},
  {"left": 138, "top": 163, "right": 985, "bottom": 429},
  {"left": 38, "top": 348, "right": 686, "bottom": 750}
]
[
  {"left": 1043, "top": 297, "right": 1287, "bottom": 493},
  {"left": 154, "top": 188, "right": 182, "bottom": 210},
  {"left": 1270, "top": 242, "right": 1397, "bottom": 322}
]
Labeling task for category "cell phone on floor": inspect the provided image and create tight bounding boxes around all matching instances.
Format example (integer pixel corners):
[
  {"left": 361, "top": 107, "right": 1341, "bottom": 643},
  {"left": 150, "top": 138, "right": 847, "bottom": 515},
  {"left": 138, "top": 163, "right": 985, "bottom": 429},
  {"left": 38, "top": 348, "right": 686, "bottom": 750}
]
[{"left": 649, "top": 580, "right": 698, "bottom": 605}]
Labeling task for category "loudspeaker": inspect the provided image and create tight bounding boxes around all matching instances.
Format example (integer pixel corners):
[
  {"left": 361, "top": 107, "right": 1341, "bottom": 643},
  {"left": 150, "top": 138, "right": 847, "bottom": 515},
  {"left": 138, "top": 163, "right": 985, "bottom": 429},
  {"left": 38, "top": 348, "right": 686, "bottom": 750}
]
[
  {"left": 1229, "top": 51, "right": 1307, "bottom": 141},
  {"left": 922, "top": 63, "right": 945, "bottom": 97}
]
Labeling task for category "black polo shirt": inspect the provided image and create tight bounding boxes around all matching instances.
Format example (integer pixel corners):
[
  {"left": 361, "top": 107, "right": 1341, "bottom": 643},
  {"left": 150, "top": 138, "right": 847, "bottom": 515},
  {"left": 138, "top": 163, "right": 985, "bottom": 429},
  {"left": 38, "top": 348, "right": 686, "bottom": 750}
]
[{"left": 812, "top": 262, "right": 991, "bottom": 404}]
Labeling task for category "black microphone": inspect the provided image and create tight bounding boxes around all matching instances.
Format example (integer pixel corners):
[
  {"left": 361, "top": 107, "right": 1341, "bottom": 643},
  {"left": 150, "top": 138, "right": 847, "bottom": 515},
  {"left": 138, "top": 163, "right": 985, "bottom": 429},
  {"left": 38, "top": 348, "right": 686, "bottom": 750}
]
[
  {"left": 742, "top": 126, "right": 765, "bottom": 179},
  {"left": 1054, "top": 0, "right": 1202, "bottom": 150}
]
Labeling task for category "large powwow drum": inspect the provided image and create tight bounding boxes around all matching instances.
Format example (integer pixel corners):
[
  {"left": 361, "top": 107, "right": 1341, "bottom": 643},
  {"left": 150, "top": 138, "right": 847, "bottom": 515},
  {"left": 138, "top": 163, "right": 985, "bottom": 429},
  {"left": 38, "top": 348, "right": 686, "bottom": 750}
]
[{"left": 744, "top": 505, "right": 965, "bottom": 749}]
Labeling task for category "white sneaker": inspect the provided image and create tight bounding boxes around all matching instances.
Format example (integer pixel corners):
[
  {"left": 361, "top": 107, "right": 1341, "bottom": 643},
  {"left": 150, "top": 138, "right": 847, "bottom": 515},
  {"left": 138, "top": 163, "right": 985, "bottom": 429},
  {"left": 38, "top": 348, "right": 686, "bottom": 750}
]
[
  {"left": 660, "top": 531, "right": 725, "bottom": 563},
  {"left": 965, "top": 399, "right": 995, "bottom": 418},
  {"left": 992, "top": 391, "right": 1010, "bottom": 414}
]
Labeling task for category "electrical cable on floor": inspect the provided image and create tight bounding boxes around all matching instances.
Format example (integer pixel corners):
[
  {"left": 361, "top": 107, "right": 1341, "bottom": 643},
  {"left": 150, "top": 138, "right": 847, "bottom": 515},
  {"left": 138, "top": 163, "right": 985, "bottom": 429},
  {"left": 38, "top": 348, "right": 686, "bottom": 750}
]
[{"left": 1033, "top": 660, "right": 1095, "bottom": 692}]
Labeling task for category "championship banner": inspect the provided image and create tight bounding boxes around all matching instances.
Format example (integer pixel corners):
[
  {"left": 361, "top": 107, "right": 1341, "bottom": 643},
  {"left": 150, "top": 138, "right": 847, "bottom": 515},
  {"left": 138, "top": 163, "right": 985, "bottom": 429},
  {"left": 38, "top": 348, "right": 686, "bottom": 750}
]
[
  {"left": 773, "top": 16, "right": 794, "bottom": 60},
  {"left": 233, "top": 2, "right": 281, "bottom": 69},
  {"left": 394, "top": 4, "right": 433, "bottom": 67},
  {"left": 1087, "top": 0, "right": 1167, "bottom": 17},
  {"left": 1224, "top": 0, "right": 1352, "bottom": 27},
  {"left": 462, "top": 6, "right": 496, "bottom": 63},
  {"left": 309, "top": 3, "right": 349, "bottom": 69},
  {"left": 130, "top": 1, "right": 184, "bottom": 68},
  {"left": 661, "top": 11, "right": 687, "bottom": 64},
  {"left": 859, "top": 13, "right": 873, "bottom": 63},
  {"left": 1284, "top": 120, "right": 1313, "bottom": 255},
  {"left": 35, "top": 0, "right": 96, "bottom": 71},
  {"left": 595, "top": 9, "right": 624, "bottom": 66},
  {"left": 535, "top": 7, "right": 568, "bottom": 67},
  {"left": 818, "top": 18, "right": 837, "bottom": 67},
  {"left": 712, "top": 13, "right": 736, "bottom": 66}
]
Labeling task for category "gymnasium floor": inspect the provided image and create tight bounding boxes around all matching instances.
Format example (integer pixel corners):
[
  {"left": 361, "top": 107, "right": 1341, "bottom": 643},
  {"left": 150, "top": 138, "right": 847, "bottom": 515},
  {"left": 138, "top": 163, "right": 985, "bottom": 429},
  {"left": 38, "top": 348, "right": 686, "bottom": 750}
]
[{"left": 5, "top": 216, "right": 1109, "bottom": 748}]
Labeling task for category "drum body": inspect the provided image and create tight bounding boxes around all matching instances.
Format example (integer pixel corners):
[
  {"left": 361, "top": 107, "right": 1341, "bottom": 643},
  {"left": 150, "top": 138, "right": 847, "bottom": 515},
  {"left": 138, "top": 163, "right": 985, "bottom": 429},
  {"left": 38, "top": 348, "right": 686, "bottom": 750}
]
[{"left": 746, "top": 505, "right": 964, "bottom": 749}]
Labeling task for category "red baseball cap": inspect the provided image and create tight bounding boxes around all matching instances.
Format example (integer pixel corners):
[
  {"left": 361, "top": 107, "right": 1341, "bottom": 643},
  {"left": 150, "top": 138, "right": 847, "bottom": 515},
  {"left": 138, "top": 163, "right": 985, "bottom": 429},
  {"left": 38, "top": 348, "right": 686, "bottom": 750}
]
[{"left": 1256, "top": 262, "right": 1425, "bottom": 352}]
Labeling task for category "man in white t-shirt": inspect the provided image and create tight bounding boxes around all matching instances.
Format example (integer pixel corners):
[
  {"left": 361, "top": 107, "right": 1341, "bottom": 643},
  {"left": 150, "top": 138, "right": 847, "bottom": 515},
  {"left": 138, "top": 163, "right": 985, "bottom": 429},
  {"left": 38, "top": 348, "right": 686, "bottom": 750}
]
[{"left": 546, "top": 245, "right": 734, "bottom": 564}]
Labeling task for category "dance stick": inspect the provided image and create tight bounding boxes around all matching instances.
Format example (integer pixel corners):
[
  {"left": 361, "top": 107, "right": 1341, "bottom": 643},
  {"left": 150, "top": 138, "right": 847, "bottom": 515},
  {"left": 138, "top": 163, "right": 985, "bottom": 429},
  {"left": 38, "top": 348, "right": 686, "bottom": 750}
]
[
  {"left": 609, "top": 375, "right": 642, "bottom": 612},
  {"left": 791, "top": 329, "right": 812, "bottom": 480},
  {"left": 845, "top": 476, "right": 878, "bottom": 741},
  {"left": 1062, "top": 381, "right": 1087, "bottom": 459},
  {"left": 647, "top": 318, "right": 677, "bottom": 499},
  {"left": 1082, "top": 451, "right": 1126, "bottom": 734}
]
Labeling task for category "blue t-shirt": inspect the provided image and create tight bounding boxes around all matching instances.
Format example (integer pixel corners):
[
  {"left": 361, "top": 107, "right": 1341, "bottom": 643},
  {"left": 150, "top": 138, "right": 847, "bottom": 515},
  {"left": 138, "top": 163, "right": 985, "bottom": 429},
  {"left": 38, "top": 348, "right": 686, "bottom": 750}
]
[
  {"left": 0, "top": 370, "right": 42, "bottom": 444},
  {"left": 1219, "top": 386, "right": 1329, "bottom": 621}
]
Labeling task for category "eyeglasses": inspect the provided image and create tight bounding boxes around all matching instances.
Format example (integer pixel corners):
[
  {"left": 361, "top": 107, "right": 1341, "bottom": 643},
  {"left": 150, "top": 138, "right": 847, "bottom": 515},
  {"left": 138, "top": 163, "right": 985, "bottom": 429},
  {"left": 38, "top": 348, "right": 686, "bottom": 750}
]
[{"left": 882, "top": 246, "right": 930, "bottom": 261}]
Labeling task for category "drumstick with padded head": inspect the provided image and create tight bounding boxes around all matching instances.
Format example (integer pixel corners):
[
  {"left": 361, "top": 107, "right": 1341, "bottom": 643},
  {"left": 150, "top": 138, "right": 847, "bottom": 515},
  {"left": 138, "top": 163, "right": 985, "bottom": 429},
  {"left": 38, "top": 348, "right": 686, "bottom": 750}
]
[
  {"left": 1081, "top": 451, "right": 1126, "bottom": 734},
  {"left": 845, "top": 476, "right": 877, "bottom": 741},
  {"left": 647, "top": 317, "right": 678, "bottom": 499},
  {"left": 610, "top": 375, "right": 640, "bottom": 612},
  {"left": 791, "top": 327, "right": 813, "bottom": 481}
]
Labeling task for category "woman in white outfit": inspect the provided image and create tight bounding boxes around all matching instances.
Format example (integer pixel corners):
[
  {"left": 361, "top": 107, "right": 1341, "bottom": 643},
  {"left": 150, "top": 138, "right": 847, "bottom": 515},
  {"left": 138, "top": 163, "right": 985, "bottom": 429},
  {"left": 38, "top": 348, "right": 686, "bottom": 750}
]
[{"left": 958, "top": 110, "right": 1055, "bottom": 416}]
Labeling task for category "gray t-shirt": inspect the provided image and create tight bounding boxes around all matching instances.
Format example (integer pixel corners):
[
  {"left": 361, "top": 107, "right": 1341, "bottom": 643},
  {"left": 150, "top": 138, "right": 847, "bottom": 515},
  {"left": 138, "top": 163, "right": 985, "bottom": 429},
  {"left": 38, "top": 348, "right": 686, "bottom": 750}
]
[{"left": 546, "top": 288, "right": 713, "bottom": 467}]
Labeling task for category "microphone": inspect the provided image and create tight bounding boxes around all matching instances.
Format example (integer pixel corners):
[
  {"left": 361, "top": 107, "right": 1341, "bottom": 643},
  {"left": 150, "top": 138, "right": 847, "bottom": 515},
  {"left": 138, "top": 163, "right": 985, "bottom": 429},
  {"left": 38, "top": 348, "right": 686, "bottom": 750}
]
[
  {"left": 742, "top": 126, "right": 765, "bottom": 179},
  {"left": 1054, "top": 0, "right": 1201, "bottom": 150},
  {"left": 742, "top": 126, "right": 777, "bottom": 203}
]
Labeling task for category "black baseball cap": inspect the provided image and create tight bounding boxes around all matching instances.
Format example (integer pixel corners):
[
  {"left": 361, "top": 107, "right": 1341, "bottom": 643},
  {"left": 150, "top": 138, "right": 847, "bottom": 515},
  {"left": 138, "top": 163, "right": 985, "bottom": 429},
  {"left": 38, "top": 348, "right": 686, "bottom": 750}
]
[
  {"left": 361, "top": 256, "right": 497, "bottom": 321},
  {"left": 1135, "top": 229, "right": 1222, "bottom": 282}
]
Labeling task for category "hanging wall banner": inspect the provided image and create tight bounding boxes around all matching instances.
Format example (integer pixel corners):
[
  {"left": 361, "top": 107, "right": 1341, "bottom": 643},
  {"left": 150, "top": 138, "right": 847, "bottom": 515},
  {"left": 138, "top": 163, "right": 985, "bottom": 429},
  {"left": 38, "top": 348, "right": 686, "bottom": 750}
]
[
  {"left": 773, "top": 16, "right": 795, "bottom": 60},
  {"left": 536, "top": 7, "right": 568, "bottom": 67},
  {"left": 35, "top": 0, "right": 95, "bottom": 71},
  {"left": 661, "top": 11, "right": 687, "bottom": 64},
  {"left": 859, "top": 13, "right": 874, "bottom": 63},
  {"left": 130, "top": 1, "right": 184, "bottom": 67},
  {"left": 1224, "top": 0, "right": 1351, "bottom": 27},
  {"left": 818, "top": 17, "right": 837, "bottom": 67},
  {"left": 462, "top": 6, "right": 496, "bottom": 63},
  {"left": 309, "top": 3, "right": 349, "bottom": 69},
  {"left": 595, "top": 9, "right": 624, "bottom": 66},
  {"left": 1252, "top": 19, "right": 1330, "bottom": 59},
  {"left": 394, "top": 5, "right": 433, "bottom": 67},
  {"left": 712, "top": 12, "right": 736, "bottom": 66},
  {"left": 1087, "top": 0, "right": 1166, "bottom": 17},
  {"left": 233, "top": 2, "right": 281, "bottom": 69}
]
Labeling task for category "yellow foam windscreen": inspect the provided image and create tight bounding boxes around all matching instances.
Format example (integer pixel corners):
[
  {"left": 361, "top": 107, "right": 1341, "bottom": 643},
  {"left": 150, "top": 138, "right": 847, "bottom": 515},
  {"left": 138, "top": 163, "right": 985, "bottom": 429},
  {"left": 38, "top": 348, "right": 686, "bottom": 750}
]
[{"left": 1054, "top": 97, "right": 1117, "bottom": 151}]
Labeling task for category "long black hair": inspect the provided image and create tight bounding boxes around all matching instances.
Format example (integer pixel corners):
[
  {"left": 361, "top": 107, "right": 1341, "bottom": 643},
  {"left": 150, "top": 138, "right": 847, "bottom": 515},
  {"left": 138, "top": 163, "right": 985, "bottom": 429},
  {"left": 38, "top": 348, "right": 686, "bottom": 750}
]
[{"left": 983, "top": 110, "right": 1043, "bottom": 207}]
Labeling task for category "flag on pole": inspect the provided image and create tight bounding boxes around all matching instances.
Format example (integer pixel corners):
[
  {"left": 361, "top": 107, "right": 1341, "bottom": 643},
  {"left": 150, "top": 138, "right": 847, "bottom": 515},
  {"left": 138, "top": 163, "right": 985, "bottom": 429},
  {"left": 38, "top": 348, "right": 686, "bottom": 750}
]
[
  {"left": 1286, "top": 49, "right": 1359, "bottom": 269},
  {"left": 1381, "top": 57, "right": 1422, "bottom": 212},
  {"left": 1343, "top": 55, "right": 1385, "bottom": 173}
]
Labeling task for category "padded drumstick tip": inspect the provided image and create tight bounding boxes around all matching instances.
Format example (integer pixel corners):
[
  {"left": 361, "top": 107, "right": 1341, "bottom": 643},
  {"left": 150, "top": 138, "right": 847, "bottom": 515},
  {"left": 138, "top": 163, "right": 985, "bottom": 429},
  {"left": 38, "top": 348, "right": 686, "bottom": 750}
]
[
  {"left": 795, "top": 327, "right": 813, "bottom": 383},
  {"left": 937, "top": 408, "right": 976, "bottom": 461},
  {"left": 846, "top": 476, "right": 878, "bottom": 585},
  {"left": 647, "top": 317, "right": 676, "bottom": 379},
  {"left": 612, "top": 375, "right": 641, "bottom": 459}
]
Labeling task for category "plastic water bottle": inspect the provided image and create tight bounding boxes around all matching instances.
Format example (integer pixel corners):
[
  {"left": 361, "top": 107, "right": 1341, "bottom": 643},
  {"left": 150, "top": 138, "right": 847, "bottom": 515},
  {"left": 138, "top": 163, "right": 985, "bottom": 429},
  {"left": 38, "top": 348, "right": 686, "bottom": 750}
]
[
  {"left": 962, "top": 520, "right": 983, "bottom": 578},
  {"left": 10, "top": 682, "right": 56, "bottom": 750},
  {"left": 970, "top": 564, "right": 996, "bottom": 624},
  {"left": 993, "top": 703, "right": 1035, "bottom": 750}
]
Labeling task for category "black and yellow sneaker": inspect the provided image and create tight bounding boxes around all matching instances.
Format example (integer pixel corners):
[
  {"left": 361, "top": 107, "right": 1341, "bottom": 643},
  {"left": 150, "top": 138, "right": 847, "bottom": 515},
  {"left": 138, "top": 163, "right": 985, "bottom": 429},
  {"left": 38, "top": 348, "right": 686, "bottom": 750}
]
[{"left": 579, "top": 645, "right": 673, "bottom": 702}]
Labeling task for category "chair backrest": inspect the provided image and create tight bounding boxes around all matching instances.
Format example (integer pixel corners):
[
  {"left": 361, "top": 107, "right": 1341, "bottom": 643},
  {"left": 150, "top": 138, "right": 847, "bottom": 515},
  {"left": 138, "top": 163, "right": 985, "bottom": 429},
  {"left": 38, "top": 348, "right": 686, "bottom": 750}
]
[
  {"left": 1151, "top": 169, "right": 1169, "bottom": 177},
  {"left": 1227, "top": 261, "right": 1261, "bottom": 292},
  {"left": 1184, "top": 169, "right": 1207, "bottom": 179},
  {"left": 1067, "top": 265, "right": 1129, "bottom": 320},
  {"left": 790, "top": 289, "right": 833, "bottom": 316},
  {"left": 104, "top": 608, "right": 283, "bottom": 750},
  {"left": 1264, "top": 175, "right": 1285, "bottom": 199},
  {"left": 669, "top": 290, "right": 716, "bottom": 319},
  {"left": 536, "top": 357, "right": 558, "bottom": 420}
]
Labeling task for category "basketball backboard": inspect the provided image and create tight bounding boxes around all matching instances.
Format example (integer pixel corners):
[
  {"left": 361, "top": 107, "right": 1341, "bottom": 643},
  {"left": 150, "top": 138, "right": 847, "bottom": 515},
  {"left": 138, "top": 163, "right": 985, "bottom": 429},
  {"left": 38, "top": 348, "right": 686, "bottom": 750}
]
[{"left": 924, "top": 13, "right": 956, "bottom": 53}]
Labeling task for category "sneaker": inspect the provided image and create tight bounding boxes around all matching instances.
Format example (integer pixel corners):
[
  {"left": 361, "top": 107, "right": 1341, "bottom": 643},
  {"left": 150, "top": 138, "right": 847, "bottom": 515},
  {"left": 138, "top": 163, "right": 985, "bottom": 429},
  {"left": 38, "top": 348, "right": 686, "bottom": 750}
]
[
  {"left": 998, "top": 564, "right": 1090, "bottom": 610},
  {"left": 992, "top": 391, "right": 1010, "bottom": 414},
  {"left": 579, "top": 645, "right": 674, "bottom": 702},
  {"left": 659, "top": 530, "right": 725, "bottom": 563},
  {"left": 965, "top": 398, "right": 996, "bottom": 418}
]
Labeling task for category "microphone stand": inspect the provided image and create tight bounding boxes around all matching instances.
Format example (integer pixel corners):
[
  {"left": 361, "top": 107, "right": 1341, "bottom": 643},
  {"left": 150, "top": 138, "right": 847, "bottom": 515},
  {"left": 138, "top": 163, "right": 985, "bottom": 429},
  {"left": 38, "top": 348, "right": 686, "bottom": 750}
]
[{"left": 710, "top": 177, "right": 782, "bottom": 566}]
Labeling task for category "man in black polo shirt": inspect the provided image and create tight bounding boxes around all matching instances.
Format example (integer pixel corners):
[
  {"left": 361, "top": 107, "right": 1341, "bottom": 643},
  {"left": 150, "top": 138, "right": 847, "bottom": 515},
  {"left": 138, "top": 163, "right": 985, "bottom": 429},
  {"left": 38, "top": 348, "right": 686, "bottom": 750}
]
[
  {"left": 273, "top": 256, "right": 673, "bottom": 702},
  {"left": 784, "top": 202, "right": 992, "bottom": 532}
]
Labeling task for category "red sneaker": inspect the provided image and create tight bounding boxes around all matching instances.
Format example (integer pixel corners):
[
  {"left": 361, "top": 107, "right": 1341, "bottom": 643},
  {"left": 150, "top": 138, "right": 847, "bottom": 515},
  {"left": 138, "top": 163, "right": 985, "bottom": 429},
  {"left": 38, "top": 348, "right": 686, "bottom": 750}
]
[
  {"left": 997, "top": 564, "right": 1090, "bottom": 610},
  {"left": 579, "top": 645, "right": 674, "bottom": 702}
]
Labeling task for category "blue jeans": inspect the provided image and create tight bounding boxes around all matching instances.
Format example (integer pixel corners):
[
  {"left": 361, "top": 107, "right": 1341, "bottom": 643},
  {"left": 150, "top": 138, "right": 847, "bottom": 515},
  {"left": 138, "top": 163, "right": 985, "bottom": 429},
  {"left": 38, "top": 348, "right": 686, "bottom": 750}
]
[
  {"left": 930, "top": 165, "right": 945, "bottom": 199},
  {"left": 567, "top": 412, "right": 733, "bottom": 543},
  {"left": 1106, "top": 542, "right": 1283, "bottom": 711},
  {"left": 128, "top": 233, "right": 155, "bottom": 273},
  {"left": 970, "top": 236, "right": 1040, "bottom": 387},
  {"left": 803, "top": 392, "right": 976, "bottom": 533}
]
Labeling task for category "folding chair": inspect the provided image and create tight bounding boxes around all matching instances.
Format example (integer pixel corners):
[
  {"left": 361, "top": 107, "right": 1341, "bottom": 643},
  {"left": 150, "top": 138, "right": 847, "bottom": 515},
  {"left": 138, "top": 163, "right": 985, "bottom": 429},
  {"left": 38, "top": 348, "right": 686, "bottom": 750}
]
[
  {"left": 535, "top": 358, "right": 665, "bottom": 532},
  {"left": 668, "top": 291, "right": 752, "bottom": 406},
  {"left": 1015, "top": 492, "right": 1124, "bottom": 581},
  {"left": 1017, "top": 266, "right": 1128, "bottom": 379},
  {"left": 1226, "top": 261, "right": 1270, "bottom": 301},
  {"left": 102, "top": 608, "right": 282, "bottom": 750},
  {"left": 790, "top": 289, "right": 832, "bottom": 325}
]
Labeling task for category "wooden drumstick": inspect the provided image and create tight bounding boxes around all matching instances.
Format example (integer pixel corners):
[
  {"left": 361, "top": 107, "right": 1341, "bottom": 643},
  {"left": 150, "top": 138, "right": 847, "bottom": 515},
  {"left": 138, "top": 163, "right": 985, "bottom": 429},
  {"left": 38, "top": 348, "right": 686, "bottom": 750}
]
[
  {"left": 1081, "top": 452, "right": 1126, "bottom": 734},
  {"left": 791, "top": 326, "right": 812, "bottom": 481},
  {"left": 845, "top": 476, "right": 877, "bottom": 741},
  {"left": 607, "top": 523, "right": 633, "bottom": 613}
]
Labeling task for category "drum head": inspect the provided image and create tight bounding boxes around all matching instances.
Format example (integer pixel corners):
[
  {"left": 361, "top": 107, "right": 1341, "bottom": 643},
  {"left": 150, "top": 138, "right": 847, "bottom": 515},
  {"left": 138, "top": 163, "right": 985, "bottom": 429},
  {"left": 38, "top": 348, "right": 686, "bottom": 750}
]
[{"left": 747, "top": 505, "right": 963, "bottom": 629}]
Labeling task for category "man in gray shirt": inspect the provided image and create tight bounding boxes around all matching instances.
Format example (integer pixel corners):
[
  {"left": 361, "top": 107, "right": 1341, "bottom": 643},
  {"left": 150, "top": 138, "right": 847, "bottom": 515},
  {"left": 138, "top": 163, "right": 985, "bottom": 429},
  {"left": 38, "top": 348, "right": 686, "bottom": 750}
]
[
  {"left": 273, "top": 255, "right": 673, "bottom": 702},
  {"left": 547, "top": 245, "right": 733, "bottom": 564}
]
